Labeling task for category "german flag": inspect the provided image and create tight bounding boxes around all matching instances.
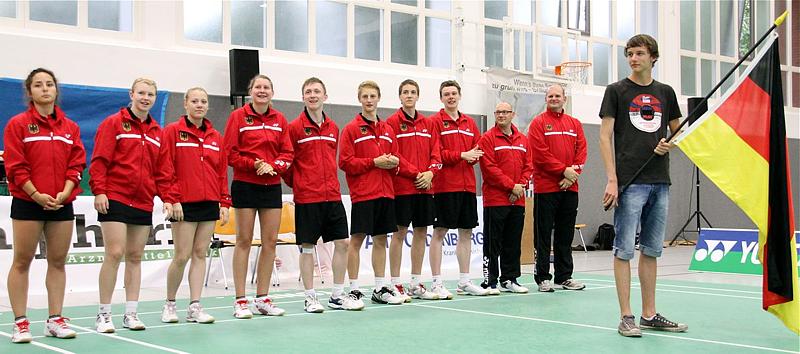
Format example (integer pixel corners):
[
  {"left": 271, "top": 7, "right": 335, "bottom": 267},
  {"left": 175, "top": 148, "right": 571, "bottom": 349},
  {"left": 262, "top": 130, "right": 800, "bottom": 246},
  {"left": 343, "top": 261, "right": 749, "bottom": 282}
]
[{"left": 674, "top": 33, "right": 798, "bottom": 334}]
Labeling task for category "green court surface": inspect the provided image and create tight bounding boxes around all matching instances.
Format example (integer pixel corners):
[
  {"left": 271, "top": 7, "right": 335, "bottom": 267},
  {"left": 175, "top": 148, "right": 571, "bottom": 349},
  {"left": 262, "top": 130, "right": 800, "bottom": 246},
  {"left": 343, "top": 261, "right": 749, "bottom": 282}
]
[{"left": 1, "top": 274, "right": 798, "bottom": 354}]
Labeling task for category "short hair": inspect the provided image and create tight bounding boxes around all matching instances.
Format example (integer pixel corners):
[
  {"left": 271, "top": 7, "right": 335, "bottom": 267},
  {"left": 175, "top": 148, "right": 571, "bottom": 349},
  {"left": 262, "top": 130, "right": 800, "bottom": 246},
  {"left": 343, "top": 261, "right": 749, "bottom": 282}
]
[
  {"left": 302, "top": 77, "right": 327, "bottom": 94},
  {"left": 24, "top": 68, "right": 58, "bottom": 102},
  {"left": 247, "top": 74, "right": 273, "bottom": 92},
  {"left": 547, "top": 84, "right": 566, "bottom": 96},
  {"left": 625, "top": 34, "right": 659, "bottom": 64},
  {"left": 398, "top": 79, "right": 419, "bottom": 95},
  {"left": 357, "top": 80, "right": 381, "bottom": 98},
  {"left": 184, "top": 87, "right": 208, "bottom": 101},
  {"left": 439, "top": 80, "right": 461, "bottom": 97},
  {"left": 131, "top": 77, "right": 157, "bottom": 91}
]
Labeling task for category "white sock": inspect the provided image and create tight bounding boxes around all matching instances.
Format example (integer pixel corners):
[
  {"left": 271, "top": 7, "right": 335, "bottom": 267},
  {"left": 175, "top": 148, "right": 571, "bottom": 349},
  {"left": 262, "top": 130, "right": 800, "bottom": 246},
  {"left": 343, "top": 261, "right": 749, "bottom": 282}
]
[
  {"left": 332, "top": 283, "right": 345, "bottom": 298},
  {"left": 410, "top": 274, "right": 421, "bottom": 287},
  {"left": 304, "top": 289, "right": 316, "bottom": 297},
  {"left": 98, "top": 303, "right": 111, "bottom": 314},
  {"left": 391, "top": 277, "right": 402, "bottom": 286},
  {"left": 432, "top": 275, "right": 442, "bottom": 285},
  {"left": 375, "top": 278, "right": 385, "bottom": 290},
  {"left": 125, "top": 301, "right": 137, "bottom": 314},
  {"left": 459, "top": 273, "right": 470, "bottom": 284},
  {"left": 349, "top": 279, "right": 360, "bottom": 292}
]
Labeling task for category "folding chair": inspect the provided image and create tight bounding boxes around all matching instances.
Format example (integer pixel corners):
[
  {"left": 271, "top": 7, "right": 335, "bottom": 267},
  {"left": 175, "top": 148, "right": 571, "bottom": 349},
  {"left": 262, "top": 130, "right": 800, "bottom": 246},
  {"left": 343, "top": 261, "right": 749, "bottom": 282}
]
[
  {"left": 205, "top": 208, "right": 237, "bottom": 289},
  {"left": 574, "top": 223, "right": 588, "bottom": 253}
]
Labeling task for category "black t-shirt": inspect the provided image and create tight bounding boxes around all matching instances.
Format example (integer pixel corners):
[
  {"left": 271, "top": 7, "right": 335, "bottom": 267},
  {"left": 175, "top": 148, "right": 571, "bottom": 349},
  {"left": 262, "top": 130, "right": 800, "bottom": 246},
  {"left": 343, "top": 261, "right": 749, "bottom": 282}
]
[{"left": 599, "top": 78, "right": 681, "bottom": 185}]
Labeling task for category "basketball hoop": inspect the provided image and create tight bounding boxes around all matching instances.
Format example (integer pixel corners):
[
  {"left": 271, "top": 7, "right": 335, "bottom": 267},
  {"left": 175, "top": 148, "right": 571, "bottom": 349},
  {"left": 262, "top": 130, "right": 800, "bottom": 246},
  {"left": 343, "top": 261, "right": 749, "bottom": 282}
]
[{"left": 556, "top": 61, "right": 592, "bottom": 85}]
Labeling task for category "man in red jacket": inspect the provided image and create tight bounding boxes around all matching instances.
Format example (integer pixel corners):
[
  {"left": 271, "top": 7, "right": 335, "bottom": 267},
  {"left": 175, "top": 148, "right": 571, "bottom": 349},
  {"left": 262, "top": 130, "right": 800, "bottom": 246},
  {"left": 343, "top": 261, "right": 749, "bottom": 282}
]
[
  {"left": 478, "top": 102, "right": 533, "bottom": 294},
  {"left": 528, "top": 84, "right": 587, "bottom": 293}
]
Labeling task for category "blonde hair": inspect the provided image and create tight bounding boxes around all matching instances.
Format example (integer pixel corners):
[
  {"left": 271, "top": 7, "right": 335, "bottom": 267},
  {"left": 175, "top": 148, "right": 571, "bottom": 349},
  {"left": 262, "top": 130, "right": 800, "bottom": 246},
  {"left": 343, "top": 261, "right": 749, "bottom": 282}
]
[
  {"left": 131, "top": 77, "right": 157, "bottom": 91},
  {"left": 184, "top": 87, "right": 208, "bottom": 101},
  {"left": 357, "top": 80, "right": 381, "bottom": 98},
  {"left": 247, "top": 74, "right": 273, "bottom": 93}
]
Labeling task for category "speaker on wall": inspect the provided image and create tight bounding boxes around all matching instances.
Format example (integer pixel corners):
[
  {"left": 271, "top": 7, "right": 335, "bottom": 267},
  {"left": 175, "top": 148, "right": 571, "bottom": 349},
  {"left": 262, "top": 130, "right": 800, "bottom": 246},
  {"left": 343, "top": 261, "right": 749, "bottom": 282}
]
[
  {"left": 229, "top": 49, "right": 259, "bottom": 97},
  {"left": 686, "top": 97, "right": 707, "bottom": 125}
]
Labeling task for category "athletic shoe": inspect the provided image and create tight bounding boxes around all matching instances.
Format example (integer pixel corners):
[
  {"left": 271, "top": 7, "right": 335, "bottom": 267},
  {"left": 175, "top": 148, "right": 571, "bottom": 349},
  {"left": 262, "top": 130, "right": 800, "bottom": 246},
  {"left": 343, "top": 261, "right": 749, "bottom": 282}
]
[
  {"left": 122, "top": 313, "right": 146, "bottom": 330},
  {"left": 95, "top": 312, "right": 115, "bottom": 333},
  {"left": 371, "top": 286, "right": 404, "bottom": 305},
  {"left": 11, "top": 318, "right": 32, "bottom": 343},
  {"left": 457, "top": 281, "right": 489, "bottom": 296},
  {"left": 161, "top": 301, "right": 178, "bottom": 323},
  {"left": 618, "top": 315, "right": 642, "bottom": 337},
  {"left": 328, "top": 290, "right": 365, "bottom": 310},
  {"left": 500, "top": 280, "right": 529, "bottom": 293},
  {"left": 407, "top": 284, "right": 439, "bottom": 300},
  {"left": 393, "top": 284, "right": 412, "bottom": 303},
  {"left": 44, "top": 316, "right": 77, "bottom": 339},
  {"left": 304, "top": 294, "right": 325, "bottom": 313},
  {"left": 538, "top": 280, "right": 555, "bottom": 293},
  {"left": 640, "top": 313, "right": 688, "bottom": 332},
  {"left": 186, "top": 302, "right": 215, "bottom": 324},
  {"left": 431, "top": 283, "right": 453, "bottom": 300},
  {"left": 254, "top": 297, "right": 285, "bottom": 316},
  {"left": 233, "top": 298, "right": 253, "bottom": 319},
  {"left": 559, "top": 279, "right": 586, "bottom": 290},
  {"left": 486, "top": 284, "right": 501, "bottom": 295}
]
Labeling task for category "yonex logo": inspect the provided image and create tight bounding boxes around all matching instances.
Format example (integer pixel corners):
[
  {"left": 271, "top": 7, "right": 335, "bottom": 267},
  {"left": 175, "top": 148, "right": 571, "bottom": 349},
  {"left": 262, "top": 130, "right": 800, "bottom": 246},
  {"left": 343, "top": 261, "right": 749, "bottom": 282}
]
[{"left": 693, "top": 240, "right": 737, "bottom": 262}]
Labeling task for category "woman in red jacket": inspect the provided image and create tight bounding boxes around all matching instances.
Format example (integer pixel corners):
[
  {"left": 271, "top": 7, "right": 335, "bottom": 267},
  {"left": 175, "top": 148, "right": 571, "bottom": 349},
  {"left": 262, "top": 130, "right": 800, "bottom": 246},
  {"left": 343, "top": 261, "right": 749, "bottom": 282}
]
[
  {"left": 4, "top": 68, "right": 85, "bottom": 343},
  {"left": 90, "top": 78, "right": 162, "bottom": 333},
  {"left": 223, "top": 74, "right": 293, "bottom": 318},
  {"left": 157, "top": 87, "right": 231, "bottom": 324}
]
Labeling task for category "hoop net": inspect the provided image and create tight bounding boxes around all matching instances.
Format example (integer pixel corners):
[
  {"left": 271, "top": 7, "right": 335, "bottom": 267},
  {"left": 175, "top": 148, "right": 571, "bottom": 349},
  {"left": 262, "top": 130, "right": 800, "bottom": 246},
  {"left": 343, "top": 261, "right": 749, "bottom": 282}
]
[{"left": 556, "top": 61, "right": 592, "bottom": 85}]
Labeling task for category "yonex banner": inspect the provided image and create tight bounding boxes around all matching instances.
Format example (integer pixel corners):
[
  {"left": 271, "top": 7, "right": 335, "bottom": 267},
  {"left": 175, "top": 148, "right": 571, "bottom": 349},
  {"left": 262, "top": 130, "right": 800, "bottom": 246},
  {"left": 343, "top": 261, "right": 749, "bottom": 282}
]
[{"left": 690, "top": 228, "right": 800, "bottom": 275}]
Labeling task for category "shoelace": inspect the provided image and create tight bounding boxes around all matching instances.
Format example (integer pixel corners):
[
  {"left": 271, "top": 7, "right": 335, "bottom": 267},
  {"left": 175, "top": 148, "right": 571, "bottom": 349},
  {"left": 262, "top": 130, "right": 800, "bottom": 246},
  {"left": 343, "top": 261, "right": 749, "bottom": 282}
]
[
  {"left": 16, "top": 320, "right": 30, "bottom": 333},
  {"left": 235, "top": 300, "right": 249, "bottom": 309},
  {"left": 349, "top": 290, "right": 364, "bottom": 300},
  {"left": 51, "top": 317, "right": 71, "bottom": 328},
  {"left": 99, "top": 313, "right": 112, "bottom": 323},
  {"left": 126, "top": 314, "right": 140, "bottom": 323},
  {"left": 653, "top": 314, "right": 676, "bottom": 326}
]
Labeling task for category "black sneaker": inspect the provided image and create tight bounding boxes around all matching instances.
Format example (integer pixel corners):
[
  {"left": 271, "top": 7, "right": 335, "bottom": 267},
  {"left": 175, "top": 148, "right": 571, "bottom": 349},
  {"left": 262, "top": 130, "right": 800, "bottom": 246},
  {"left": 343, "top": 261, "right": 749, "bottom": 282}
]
[{"left": 640, "top": 313, "right": 688, "bottom": 332}]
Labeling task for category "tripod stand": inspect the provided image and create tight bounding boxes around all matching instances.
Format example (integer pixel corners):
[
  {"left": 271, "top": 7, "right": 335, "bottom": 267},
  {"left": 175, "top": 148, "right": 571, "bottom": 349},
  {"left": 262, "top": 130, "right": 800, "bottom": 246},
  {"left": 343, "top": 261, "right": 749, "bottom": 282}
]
[{"left": 669, "top": 165, "right": 712, "bottom": 246}]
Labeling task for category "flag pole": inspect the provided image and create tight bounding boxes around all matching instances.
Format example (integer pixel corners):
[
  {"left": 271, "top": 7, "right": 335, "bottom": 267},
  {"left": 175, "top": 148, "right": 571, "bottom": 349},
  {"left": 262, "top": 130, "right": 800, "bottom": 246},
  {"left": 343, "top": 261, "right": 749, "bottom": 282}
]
[{"left": 606, "top": 10, "right": 789, "bottom": 211}]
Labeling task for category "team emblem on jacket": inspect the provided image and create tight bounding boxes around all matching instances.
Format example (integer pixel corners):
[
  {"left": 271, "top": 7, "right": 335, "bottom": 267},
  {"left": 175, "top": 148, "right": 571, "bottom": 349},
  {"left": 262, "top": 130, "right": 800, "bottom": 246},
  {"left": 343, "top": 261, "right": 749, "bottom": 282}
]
[
  {"left": 28, "top": 123, "right": 39, "bottom": 134},
  {"left": 245, "top": 116, "right": 254, "bottom": 125},
  {"left": 304, "top": 127, "right": 312, "bottom": 136},
  {"left": 400, "top": 123, "right": 408, "bottom": 131},
  {"left": 443, "top": 121, "right": 450, "bottom": 128},
  {"left": 179, "top": 131, "right": 189, "bottom": 141},
  {"left": 360, "top": 126, "right": 368, "bottom": 135},
  {"left": 122, "top": 121, "right": 131, "bottom": 132},
  {"left": 545, "top": 124, "right": 553, "bottom": 131}
]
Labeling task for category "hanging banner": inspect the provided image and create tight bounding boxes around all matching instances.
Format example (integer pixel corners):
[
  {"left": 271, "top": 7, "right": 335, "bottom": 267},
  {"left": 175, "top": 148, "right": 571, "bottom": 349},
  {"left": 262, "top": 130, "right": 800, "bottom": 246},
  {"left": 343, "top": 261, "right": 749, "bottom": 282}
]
[{"left": 485, "top": 68, "right": 571, "bottom": 134}]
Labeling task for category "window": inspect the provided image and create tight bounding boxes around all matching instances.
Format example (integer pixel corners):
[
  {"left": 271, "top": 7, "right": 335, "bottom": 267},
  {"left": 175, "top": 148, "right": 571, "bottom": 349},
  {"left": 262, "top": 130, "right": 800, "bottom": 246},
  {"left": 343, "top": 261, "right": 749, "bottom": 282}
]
[
  {"left": 88, "top": 0, "right": 133, "bottom": 32},
  {"left": 30, "top": 0, "right": 77, "bottom": 26},
  {"left": 484, "top": 0, "right": 507, "bottom": 21},
  {"left": 700, "top": 0, "right": 716, "bottom": 54},
  {"left": 720, "top": 0, "right": 736, "bottom": 57},
  {"left": 593, "top": 43, "right": 611, "bottom": 86},
  {"left": 701, "top": 59, "right": 716, "bottom": 96},
  {"left": 512, "top": 0, "right": 533, "bottom": 24},
  {"left": 541, "top": 34, "right": 562, "bottom": 69},
  {"left": 0, "top": 1, "right": 15, "bottom": 18},
  {"left": 540, "top": 0, "right": 560, "bottom": 27},
  {"left": 391, "top": 12, "right": 418, "bottom": 65},
  {"left": 639, "top": 0, "right": 657, "bottom": 39},
  {"left": 567, "top": 0, "right": 589, "bottom": 34},
  {"left": 316, "top": 0, "right": 347, "bottom": 57},
  {"left": 681, "top": 56, "right": 697, "bottom": 96},
  {"left": 524, "top": 32, "right": 533, "bottom": 71},
  {"left": 425, "top": 0, "right": 450, "bottom": 11},
  {"left": 616, "top": 0, "right": 634, "bottom": 40},
  {"left": 184, "top": 0, "right": 222, "bottom": 43},
  {"left": 591, "top": 0, "right": 610, "bottom": 38},
  {"left": 355, "top": 6, "right": 383, "bottom": 61},
  {"left": 485, "top": 26, "right": 503, "bottom": 67},
  {"left": 231, "top": 0, "right": 264, "bottom": 47},
  {"left": 275, "top": 0, "right": 308, "bottom": 53},
  {"left": 426, "top": 17, "right": 450, "bottom": 69},
  {"left": 392, "top": 0, "right": 417, "bottom": 6}
]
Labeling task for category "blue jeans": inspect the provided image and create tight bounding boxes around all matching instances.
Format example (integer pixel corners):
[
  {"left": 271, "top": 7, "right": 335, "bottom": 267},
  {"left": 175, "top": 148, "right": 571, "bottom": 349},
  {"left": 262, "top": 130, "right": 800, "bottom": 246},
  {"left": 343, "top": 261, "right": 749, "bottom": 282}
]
[{"left": 613, "top": 184, "right": 669, "bottom": 260}]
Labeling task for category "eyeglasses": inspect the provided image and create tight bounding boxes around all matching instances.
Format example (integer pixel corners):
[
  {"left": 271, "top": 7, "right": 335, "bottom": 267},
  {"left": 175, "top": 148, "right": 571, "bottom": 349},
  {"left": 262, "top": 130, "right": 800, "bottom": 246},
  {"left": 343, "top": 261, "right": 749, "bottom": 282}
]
[{"left": 494, "top": 110, "right": 513, "bottom": 115}]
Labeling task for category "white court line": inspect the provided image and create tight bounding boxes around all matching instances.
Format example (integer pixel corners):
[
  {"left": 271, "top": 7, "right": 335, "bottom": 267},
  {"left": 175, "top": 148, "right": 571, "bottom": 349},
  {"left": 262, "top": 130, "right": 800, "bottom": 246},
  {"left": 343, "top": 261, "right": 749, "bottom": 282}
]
[
  {"left": 0, "top": 330, "right": 77, "bottom": 354},
  {"left": 579, "top": 278, "right": 762, "bottom": 294},
  {"left": 69, "top": 323, "right": 189, "bottom": 354},
  {"left": 630, "top": 286, "right": 760, "bottom": 300},
  {"left": 411, "top": 303, "right": 799, "bottom": 354}
]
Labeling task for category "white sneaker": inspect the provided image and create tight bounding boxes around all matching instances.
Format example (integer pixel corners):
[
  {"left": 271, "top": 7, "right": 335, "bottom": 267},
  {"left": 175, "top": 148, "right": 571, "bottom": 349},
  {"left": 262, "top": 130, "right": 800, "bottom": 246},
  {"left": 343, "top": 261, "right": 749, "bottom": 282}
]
[
  {"left": 457, "top": 281, "right": 489, "bottom": 296},
  {"left": 329, "top": 290, "right": 365, "bottom": 310},
  {"left": 95, "top": 312, "right": 115, "bottom": 333},
  {"left": 500, "top": 280, "right": 529, "bottom": 293},
  {"left": 11, "top": 318, "right": 32, "bottom": 343},
  {"left": 407, "top": 283, "right": 439, "bottom": 300},
  {"left": 371, "top": 286, "right": 404, "bottom": 305},
  {"left": 122, "top": 313, "right": 146, "bottom": 330},
  {"left": 392, "top": 284, "right": 413, "bottom": 303},
  {"left": 161, "top": 301, "right": 178, "bottom": 323},
  {"left": 233, "top": 298, "right": 253, "bottom": 319},
  {"left": 186, "top": 302, "right": 215, "bottom": 324},
  {"left": 431, "top": 283, "right": 453, "bottom": 300},
  {"left": 304, "top": 294, "right": 325, "bottom": 313},
  {"left": 254, "top": 297, "right": 286, "bottom": 316},
  {"left": 487, "top": 286, "right": 501, "bottom": 295},
  {"left": 44, "top": 316, "right": 77, "bottom": 339},
  {"left": 538, "top": 280, "right": 555, "bottom": 293}
]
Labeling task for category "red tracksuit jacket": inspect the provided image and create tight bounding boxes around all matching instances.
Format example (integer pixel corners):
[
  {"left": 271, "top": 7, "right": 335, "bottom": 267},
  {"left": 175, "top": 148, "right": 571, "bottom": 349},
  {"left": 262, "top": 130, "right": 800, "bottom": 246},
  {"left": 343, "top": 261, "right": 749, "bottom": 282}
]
[
  {"left": 386, "top": 108, "right": 441, "bottom": 196},
  {"left": 223, "top": 104, "right": 294, "bottom": 186},
  {"left": 156, "top": 117, "right": 231, "bottom": 208},
  {"left": 478, "top": 125, "right": 533, "bottom": 207},
  {"left": 3, "top": 104, "right": 86, "bottom": 203},
  {"left": 527, "top": 110, "right": 587, "bottom": 193},
  {"left": 430, "top": 109, "right": 481, "bottom": 194},
  {"left": 90, "top": 108, "right": 162, "bottom": 211},
  {"left": 285, "top": 110, "right": 342, "bottom": 204},
  {"left": 338, "top": 114, "right": 416, "bottom": 204}
]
